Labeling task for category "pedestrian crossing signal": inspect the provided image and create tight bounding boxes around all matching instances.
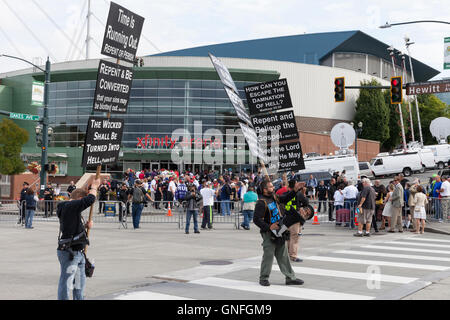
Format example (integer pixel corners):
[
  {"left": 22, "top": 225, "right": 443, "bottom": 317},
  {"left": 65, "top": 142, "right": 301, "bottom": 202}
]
[
  {"left": 334, "top": 77, "right": 345, "bottom": 102},
  {"left": 390, "top": 76, "right": 403, "bottom": 104}
]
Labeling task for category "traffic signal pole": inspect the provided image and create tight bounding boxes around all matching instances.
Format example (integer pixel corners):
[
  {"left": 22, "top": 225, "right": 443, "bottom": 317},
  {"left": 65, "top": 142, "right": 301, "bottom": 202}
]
[
  {"left": 39, "top": 58, "right": 51, "bottom": 198},
  {"left": 390, "top": 53, "right": 407, "bottom": 151}
]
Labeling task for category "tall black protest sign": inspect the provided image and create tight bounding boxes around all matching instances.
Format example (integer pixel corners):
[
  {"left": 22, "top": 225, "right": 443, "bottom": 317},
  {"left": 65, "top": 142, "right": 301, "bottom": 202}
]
[
  {"left": 244, "top": 79, "right": 292, "bottom": 115},
  {"left": 245, "top": 78, "right": 305, "bottom": 172},
  {"left": 82, "top": 117, "right": 125, "bottom": 168},
  {"left": 93, "top": 59, "right": 133, "bottom": 114},
  {"left": 101, "top": 1, "right": 145, "bottom": 64}
]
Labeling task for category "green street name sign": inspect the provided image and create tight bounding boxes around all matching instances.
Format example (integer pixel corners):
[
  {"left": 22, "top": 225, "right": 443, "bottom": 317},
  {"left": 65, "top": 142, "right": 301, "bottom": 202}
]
[{"left": 9, "top": 112, "right": 40, "bottom": 121}]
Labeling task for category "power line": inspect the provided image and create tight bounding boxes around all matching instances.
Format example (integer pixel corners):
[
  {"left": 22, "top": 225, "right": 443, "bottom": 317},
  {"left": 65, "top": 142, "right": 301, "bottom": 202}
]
[
  {"left": 1, "top": 0, "right": 57, "bottom": 62},
  {"left": 66, "top": 0, "right": 88, "bottom": 61},
  {"left": 69, "top": 18, "right": 87, "bottom": 61},
  {"left": 0, "top": 25, "right": 26, "bottom": 58},
  {"left": 31, "top": 0, "right": 85, "bottom": 58}
]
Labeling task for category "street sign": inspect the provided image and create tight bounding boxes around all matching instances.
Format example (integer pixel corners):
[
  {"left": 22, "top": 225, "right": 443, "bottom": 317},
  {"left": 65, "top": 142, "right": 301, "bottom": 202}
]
[
  {"left": 31, "top": 81, "right": 44, "bottom": 106},
  {"left": 251, "top": 110, "right": 299, "bottom": 144},
  {"left": 244, "top": 78, "right": 293, "bottom": 115},
  {"left": 93, "top": 59, "right": 134, "bottom": 114},
  {"left": 81, "top": 117, "right": 125, "bottom": 168},
  {"left": 9, "top": 112, "right": 39, "bottom": 121},
  {"left": 208, "top": 53, "right": 239, "bottom": 94},
  {"left": 101, "top": 1, "right": 145, "bottom": 64},
  {"left": 405, "top": 79, "right": 450, "bottom": 95}
]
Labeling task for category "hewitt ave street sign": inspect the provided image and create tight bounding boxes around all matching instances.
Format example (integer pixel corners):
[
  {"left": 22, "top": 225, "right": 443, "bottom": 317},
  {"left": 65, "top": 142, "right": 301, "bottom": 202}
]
[{"left": 405, "top": 79, "right": 450, "bottom": 95}]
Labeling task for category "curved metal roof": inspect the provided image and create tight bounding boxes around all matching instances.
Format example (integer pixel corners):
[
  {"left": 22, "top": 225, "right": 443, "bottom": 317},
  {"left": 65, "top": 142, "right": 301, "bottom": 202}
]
[{"left": 152, "top": 30, "right": 439, "bottom": 81}]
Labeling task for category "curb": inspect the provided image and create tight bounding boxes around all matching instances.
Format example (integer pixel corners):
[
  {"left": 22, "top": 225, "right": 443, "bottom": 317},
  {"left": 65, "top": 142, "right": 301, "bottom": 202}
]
[{"left": 424, "top": 226, "right": 450, "bottom": 235}]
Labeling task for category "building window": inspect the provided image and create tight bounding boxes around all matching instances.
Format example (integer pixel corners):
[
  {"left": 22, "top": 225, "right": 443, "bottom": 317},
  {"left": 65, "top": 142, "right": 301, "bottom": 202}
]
[{"left": 0, "top": 175, "right": 11, "bottom": 198}]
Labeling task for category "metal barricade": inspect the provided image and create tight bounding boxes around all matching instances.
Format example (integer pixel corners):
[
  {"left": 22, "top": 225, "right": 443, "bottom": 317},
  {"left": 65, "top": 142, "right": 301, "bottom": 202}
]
[
  {"left": 0, "top": 200, "right": 22, "bottom": 224},
  {"left": 426, "top": 197, "right": 450, "bottom": 223},
  {"left": 308, "top": 199, "right": 357, "bottom": 229}
]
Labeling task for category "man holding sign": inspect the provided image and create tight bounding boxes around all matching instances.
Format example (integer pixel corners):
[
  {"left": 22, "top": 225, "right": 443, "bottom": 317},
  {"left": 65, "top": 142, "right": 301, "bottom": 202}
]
[{"left": 56, "top": 177, "right": 101, "bottom": 300}]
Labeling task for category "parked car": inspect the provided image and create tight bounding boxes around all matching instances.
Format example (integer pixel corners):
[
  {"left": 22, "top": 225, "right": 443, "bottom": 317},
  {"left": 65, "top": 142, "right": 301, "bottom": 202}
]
[{"left": 358, "top": 162, "right": 374, "bottom": 179}]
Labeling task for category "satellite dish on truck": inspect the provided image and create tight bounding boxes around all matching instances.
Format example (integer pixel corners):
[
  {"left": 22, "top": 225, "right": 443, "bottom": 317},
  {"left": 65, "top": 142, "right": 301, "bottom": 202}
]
[
  {"left": 429, "top": 117, "right": 450, "bottom": 144},
  {"left": 330, "top": 123, "right": 355, "bottom": 154}
]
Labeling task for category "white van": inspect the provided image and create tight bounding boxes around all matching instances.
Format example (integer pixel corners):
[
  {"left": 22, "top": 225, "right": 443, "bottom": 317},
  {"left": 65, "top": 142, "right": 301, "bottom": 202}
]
[
  {"left": 359, "top": 162, "right": 374, "bottom": 179},
  {"left": 422, "top": 144, "right": 450, "bottom": 169},
  {"left": 417, "top": 148, "right": 436, "bottom": 171},
  {"left": 369, "top": 152, "right": 422, "bottom": 177},
  {"left": 301, "top": 154, "right": 359, "bottom": 182}
]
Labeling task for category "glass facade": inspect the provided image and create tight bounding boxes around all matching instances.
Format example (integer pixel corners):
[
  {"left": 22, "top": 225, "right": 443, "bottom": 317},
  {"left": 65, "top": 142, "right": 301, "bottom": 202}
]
[
  {"left": 323, "top": 52, "right": 412, "bottom": 82},
  {"left": 40, "top": 79, "right": 256, "bottom": 151}
]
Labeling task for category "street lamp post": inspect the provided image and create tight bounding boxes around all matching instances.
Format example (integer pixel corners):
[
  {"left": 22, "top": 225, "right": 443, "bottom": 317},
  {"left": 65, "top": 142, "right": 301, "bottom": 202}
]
[
  {"left": 0, "top": 54, "right": 51, "bottom": 197},
  {"left": 380, "top": 20, "right": 450, "bottom": 28}
]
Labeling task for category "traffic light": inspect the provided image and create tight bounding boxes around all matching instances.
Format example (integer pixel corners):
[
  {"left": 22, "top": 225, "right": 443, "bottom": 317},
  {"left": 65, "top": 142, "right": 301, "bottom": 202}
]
[
  {"left": 390, "top": 76, "right": 403, "bottom": 104},
  {"left": 334, "top": 77, "right": 345, "bottom": 102}
]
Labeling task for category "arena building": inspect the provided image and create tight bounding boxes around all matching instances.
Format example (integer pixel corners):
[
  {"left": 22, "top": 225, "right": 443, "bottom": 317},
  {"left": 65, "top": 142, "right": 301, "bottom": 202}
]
[{"left": 0, "top": 30, "right": 439, "bottom": 188}]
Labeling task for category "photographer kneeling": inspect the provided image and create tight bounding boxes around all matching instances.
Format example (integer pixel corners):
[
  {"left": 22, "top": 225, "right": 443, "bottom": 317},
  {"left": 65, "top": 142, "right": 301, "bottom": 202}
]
[
  {"left": 253, "top": 179, "right": 305, "bottom": 287},
  {"left": 56, "top": 177, "right": 100, "bottom": 300}
]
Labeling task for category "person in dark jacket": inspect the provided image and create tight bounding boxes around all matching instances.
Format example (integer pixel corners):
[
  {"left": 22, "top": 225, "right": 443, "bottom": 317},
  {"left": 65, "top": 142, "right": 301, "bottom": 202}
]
[
  {"left": 253, "top": 179, "right": 305, "bottom": 287},
  {"left": 44, "top": 183, "right": 54, "bottom": 217},
  {"left": 24, "top": 188, "right": 38, "bottom": 229},
  {"left": 67, "top": 181, "right": 76, "bottom": 194},
  {"left": 327, "top": 178, "right": 337, "bottom": 221},
  {"left": 57, "top": 177, "right": 100, "bottom": 300},
  {"left": 98, "top": 180, "right": 109, "bottom": 214},
  {"left": 184, "top": 185, "right": 203, "bottom": 234},
  {"left": 18, "top": 182, "right": 29, "bottom": 225}
]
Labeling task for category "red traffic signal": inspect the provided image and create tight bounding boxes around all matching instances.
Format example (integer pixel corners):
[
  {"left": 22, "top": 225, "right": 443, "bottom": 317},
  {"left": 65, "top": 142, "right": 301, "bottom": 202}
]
[
  {"left": 334, "top": 77, "right": 345, "bottom": 102},
  {"left": 390, "top": 76, "right": 402, "bottom": 104}
]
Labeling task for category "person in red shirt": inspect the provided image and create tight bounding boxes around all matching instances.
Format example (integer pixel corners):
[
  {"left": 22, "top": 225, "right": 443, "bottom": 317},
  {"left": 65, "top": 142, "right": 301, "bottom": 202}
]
[{"left": 276, "top": 181, "right": 288, "bottom": 196}]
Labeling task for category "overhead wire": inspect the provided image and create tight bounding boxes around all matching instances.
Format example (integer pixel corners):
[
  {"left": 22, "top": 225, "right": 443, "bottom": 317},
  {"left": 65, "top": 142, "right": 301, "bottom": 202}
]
[
  {"left": 0, "top": 24, "right": 27, "bottom": 58},
  {"left": 31, "top": 0, "right": 85, "bottom": 59},
  {"left": 1, "top": 0, "right": 57, "bottom": 62},
  {"left": 66, "top": 0, "right": 88, "bottom": 61}
]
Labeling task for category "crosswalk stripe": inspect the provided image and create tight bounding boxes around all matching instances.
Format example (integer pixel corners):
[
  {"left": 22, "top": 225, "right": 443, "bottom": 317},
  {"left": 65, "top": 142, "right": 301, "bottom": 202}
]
[
  {"left": 384, "top": 241, "right": 450, "bottom": 248},
  {"left": 190, "top": 277, "right": 374, "bottom": 300},
  {"left": 114, "top": 291, "right": 193, "bottom": 300},
  {"left": 403, "top": 237, "right": 450, "bottom": 244},
  {"left": 335, "top": 250, "right": 450, "bottom": 262},
  {"left": 362, "top": 245, "right": 450, "bottom": 255},
  {"left": 305, "top": 256, "right": 449, "bottom": 271},
  {"left": 259, "top": 266, "right": 417, "bottom": 284}
]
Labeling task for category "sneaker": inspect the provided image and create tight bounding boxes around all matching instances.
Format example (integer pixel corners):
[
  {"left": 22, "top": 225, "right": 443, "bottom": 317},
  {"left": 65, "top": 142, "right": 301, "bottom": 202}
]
[
  {"left": 185, "top": 231, "right": 189, "bottom": 234},
  {"left": 364, "top": 233, "right": 370, "bottom": 237},
  {"left": 298, "top": 233, "right": 302, "bottom": 236},
  {"left": 353, "top": 233, "right": 363, "bottom": 237},
  {"left": 291, "top": 258, "right": 303, "bottom": 262},
  {"left": 286, "top": 278, "right": 304, "bottom": 285},
  {"left": 259, "top": 279, "right": 270, "bottom": 286},
  {"left": 194, "top": 230, "right": 200, "bottom": 234}
]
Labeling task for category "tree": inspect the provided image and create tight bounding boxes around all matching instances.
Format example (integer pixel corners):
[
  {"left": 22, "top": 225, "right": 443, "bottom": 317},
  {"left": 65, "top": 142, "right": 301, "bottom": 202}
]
[
  {"left": 353, "top": 79, "right": 390, "bottom": 145},
  {"left": 0, "top": 118, "right": 29, "bottom": 177},
  {"left": 415, "top": 94, "right": 450, "bottom": 145}
]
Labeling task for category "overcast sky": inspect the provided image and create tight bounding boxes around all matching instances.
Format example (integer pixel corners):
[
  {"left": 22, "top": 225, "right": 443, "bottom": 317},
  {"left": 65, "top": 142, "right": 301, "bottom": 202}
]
[{"left": 0, "top": 0, "right": 448, "bottom": 79}]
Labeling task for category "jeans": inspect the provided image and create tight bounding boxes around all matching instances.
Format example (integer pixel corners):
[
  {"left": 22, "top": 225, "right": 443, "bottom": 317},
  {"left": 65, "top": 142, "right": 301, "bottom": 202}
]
[
  {"left": 57, "top": 249, "right": 86, "bottom": 300},
  {"left": 132, "top": 203, "right": 144, "bottom": 229},
  {"left": 25, "top": 209, "right": 35, "bottom": 228},
  {"left": 185, "top": 209, "right": 199, "bottom": 232},
  {"left": 434, "top": 199, "right": 442, "bottom": 220},
  {"left": 221, "top": 200, "right": 231, "bottom": 216},
  {"left": 242, "top": 210, "right": 254, "bottom": 228}
]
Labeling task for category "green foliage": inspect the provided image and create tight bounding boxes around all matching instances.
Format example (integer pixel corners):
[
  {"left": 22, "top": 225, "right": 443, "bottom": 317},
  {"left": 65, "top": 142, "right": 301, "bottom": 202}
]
[
  {"left": 0, "top": 118, "right": 28, "bottom": 175},
  {"left": 416, "top": 95, "right": 450, "bottom": 145},
  {"left": 354, "top": 79, "right": 390, "bottom": 144}
]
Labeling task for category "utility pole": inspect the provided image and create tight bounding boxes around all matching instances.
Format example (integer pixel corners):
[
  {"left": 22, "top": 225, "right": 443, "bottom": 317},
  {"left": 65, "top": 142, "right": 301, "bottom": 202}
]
[
  {"left": 388, "top": 47, "right": 407, "bottom": 151},
  {"left": 405, "top": 38, "right": 424, "bottom": 146},
  {"left": 86, "top": 0, "right": 91, "bottom": 60},
  {"left": 0, "top": 54, "right": 51, "bottom": 197},
  {"left": 401, "top": 53, "right": 415, "bottom": 142}
]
